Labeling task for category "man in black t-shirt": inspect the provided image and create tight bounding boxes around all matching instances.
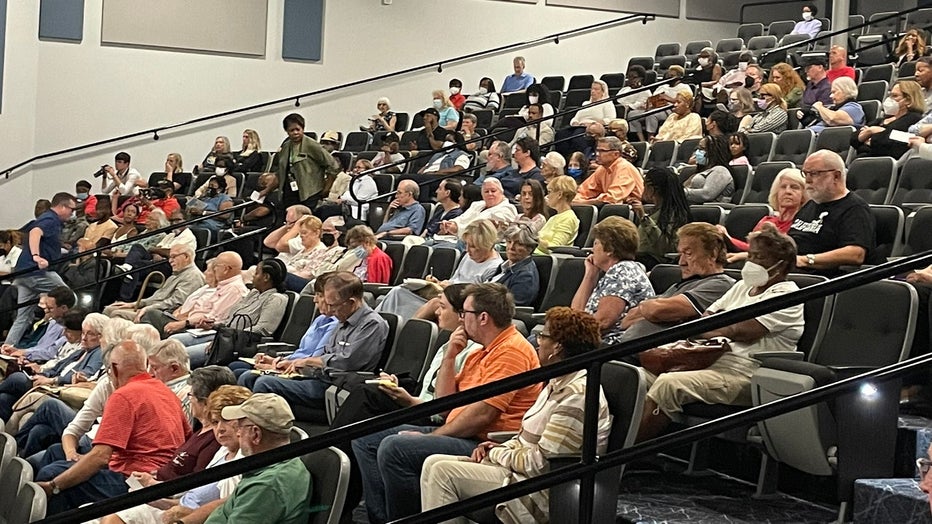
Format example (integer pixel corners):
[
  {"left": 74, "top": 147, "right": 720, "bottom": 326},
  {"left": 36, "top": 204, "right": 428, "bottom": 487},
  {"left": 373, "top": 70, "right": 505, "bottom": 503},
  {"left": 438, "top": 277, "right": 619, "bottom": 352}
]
[{"left": 789, "top": 150, "right": 878, "bottom": 276}]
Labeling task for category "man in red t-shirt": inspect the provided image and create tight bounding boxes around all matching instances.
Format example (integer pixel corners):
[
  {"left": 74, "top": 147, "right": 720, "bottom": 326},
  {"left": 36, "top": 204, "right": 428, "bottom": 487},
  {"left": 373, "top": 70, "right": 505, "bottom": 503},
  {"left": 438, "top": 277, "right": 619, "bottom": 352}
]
[
  {"left": 826, "top": 45, "right": 856, "bottom": 82},
  {"left": 36, "top": 340, "right": 190, "bottom": 515}
]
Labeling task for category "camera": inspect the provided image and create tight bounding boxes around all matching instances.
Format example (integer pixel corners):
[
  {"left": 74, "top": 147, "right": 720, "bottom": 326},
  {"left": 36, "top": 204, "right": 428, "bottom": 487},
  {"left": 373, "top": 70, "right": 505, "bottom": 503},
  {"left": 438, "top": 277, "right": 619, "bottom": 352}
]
[
  {"left": 92, "top": 165, "right": 109, "bottom": 178},
  {"left": 139, "top": 187, "right": 166, "bottom": 200}
]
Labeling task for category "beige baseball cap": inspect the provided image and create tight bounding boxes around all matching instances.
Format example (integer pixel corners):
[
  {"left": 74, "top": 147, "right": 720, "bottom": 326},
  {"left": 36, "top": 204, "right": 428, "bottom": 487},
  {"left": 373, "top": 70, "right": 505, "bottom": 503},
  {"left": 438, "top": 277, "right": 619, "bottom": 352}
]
[
  {"left": 221, "top": 393, "right": 294, "bottom": 434},
  {"left": 320, "top": 130, "right": 341, "bottom": 144}
]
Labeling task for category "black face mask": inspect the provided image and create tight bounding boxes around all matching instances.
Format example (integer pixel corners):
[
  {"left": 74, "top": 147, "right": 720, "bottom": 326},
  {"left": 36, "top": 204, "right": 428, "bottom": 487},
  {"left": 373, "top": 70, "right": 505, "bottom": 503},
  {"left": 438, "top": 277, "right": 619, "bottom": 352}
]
[
  {"left": 321, "top": 233, "right": 336, "bottom": 247},
  {"left": 206, "top": 188, "right": 219, "bottom": 197},
  {"left": 0, "top": 248, "right": 8, "bottom": 258}
]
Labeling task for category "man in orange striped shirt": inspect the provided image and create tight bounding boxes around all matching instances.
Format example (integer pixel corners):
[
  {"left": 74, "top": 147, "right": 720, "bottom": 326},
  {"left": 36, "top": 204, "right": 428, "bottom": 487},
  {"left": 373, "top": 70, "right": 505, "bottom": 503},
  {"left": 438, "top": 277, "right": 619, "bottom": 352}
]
[{"left": 352, "top": 283, "right": 541, "bottom": 523}]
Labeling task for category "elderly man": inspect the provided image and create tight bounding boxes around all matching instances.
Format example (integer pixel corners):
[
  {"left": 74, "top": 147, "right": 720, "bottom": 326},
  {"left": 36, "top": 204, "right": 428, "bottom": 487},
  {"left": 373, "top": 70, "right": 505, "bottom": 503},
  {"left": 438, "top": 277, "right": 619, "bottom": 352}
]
[
  {"left": 501, "top": 56, "right": 534, "bottom": 94},
  {"left": 202, "top": 393, "right": 309, "bottom": 524},
  {"left": 827, "top": 45, "right": 855, "bottom": 82},
  {"left": 353, "top": 283, "right": 541, "bottom": 523},
  {"left": 745, "top": 64, "right": 764, "bottom": 94},
  {"left": 116, "top": 208, "right": 198, "bottom": 302},
  {"left": 419, "top": 132, "right": 471, "bottom": 175},
  {"left": 161, "top": 251, "right": 248, "bottom": 336},
  {"left": 789, "top": 150, "right": 878, "bottom": 276},
  {"left": 475, "top": 140, "right": 516, "bottom": 185},
  {"left": 800, "top": 55, "right": 832, "bottom": 114},
  {"left": 376, "top": 180, "right": 427, "bottom": 238},
  {"left": 434, "top": 179, "right": 517, "bottom": 243},
  {"left": 35, "top": 340, "right": 190, "bottom": 514},
  {"left": 264, "top": 204, "right": 313, "bottom": 262},
  {"left": 1, "top": 286, "right": 74, "bottom": 362},
  {"left": 621, "top": 223, "right": 735, "bottom": 344},
  {"left": 104, "top": 244, "right": 205, "bottom": 321},
  {"left": 251, "top": 272, "right": 388, "bottom": 403},
  {"left": 574, "top": 136, "right": 644, "bottom": 205}
]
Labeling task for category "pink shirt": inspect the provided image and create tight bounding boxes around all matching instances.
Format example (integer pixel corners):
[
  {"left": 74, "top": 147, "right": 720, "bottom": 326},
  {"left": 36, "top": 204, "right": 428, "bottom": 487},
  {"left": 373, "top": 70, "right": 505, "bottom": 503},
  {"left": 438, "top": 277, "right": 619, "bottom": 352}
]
[{"left": 188, "top": 275, "right": 248, "bottom": 324}]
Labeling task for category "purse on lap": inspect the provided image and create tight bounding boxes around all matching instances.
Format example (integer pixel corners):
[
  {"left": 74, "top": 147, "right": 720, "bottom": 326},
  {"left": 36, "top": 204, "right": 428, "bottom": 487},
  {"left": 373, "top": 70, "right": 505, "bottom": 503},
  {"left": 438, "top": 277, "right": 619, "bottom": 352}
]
[{"left": 639, "top": 337, "right": 732, "bottom": 375}]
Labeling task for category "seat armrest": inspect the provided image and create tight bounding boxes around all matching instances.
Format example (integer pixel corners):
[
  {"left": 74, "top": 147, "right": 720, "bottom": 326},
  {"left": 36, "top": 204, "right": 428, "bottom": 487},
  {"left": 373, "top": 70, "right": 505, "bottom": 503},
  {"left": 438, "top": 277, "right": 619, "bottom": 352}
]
[
  {"left": 547, "top": 454, "right": 583, "bottom": 469},
  {"left": 255, "top": 342, "right": 297, "bottom": 356},
  {"left": 487, "top": 431, "right": 517, "bottom": 443},
  {"left": 363, "top": 283, "right": 389, "bottom": 293},
  {"left": 826, "top": 365, "right": 876, "bottom": 380},
  {"left": 514, "top": 306, "right": 534, "bottom": 315},
  {"left": 753, "top": 351, "right": 803, "bottom": 361}
]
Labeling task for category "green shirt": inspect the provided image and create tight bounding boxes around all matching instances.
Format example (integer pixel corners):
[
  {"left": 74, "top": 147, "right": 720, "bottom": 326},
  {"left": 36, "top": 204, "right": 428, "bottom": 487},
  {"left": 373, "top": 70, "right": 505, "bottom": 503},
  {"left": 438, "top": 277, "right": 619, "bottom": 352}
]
[{"left": 204, "top": 457, "right": 310, "bottom": 524}]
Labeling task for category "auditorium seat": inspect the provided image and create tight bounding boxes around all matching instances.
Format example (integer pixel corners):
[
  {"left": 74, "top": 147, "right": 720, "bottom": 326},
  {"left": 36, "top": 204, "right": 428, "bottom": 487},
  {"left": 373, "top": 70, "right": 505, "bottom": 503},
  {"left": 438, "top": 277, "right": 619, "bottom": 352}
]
[
  {"left": 767, "top": 20, "right": 795, "bottom": 40},
  {"left": 869, "top": 205, "right": 905, "bottom": 259},
  {"left": 736, "top": 23, "right": 764, "bottom": 44},
  {"left": 742, "top": 161, "right": 795, "bottom": 204},
  {"left": 541, "top": 75, "right": 565, "bottom": 92}
]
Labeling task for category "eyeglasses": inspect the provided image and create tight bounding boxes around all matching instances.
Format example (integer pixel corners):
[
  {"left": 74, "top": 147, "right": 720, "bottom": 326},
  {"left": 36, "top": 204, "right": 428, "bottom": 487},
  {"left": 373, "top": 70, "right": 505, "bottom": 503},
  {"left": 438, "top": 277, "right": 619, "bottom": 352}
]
[
  {"left": 595, "top": 148, "right": 615, "bottom": 153},
  {"left": 538, "top": 331, "right": 554, "bottom": 340},
  {"left": 918, "top": 458, "right": 932, "bottom": 478},
  {"left": 168, "top": 253, "right": 187, "bottom": 260},
  {"left": 802, "top": 169, "right": 838, "bottom": 179},
  {"left": 459, "top": 310, "right": 481, "bottom": 319},
  {"left": 325, "top": 298, "right": 351, "bottom": 309}
]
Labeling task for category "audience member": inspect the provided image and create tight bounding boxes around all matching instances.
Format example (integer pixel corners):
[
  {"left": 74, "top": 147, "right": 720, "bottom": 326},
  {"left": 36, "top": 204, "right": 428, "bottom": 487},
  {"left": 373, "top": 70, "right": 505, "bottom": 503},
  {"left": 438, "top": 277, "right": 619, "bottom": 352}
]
[
  {"left": 807, "top": 77, "right": 865, "bottom": 134},
  {"left": 371, "top": 132, "right": 404, "bottom": 174},
  {"left": 722, "top": 168, "right": 807, "bottom": 262},
  {"left": 187, "top": 175, "right": 234, "bottom": 233},
  {"left": 535, "top": 176, "right": 579, "bottom": 254},
  {"left": 728, "top": 132, "right": 750, "bottom": 166},
  {"left": 726, "top": 87, "right": 757, "bottom": 123},
  {"left": 463, "top": 77, "right": 501, "bottom": 112},
  {"left": 685, "top": 47, "right": 724, "bottom": 88},
  {"left": 420, "top": 307, "right": 611, "bottom": 524},
  {"left": 789, "top": 150, "right": 879, "bottom": 275},
  {"left": 684, "top": 135, "right": 735, "bottom": 204},
  {"left": 1, "top": 285, "right": 73, "bottom": 361},
  {"left": 448, "top": 78, "right": 466, "bottom": 109},
  {"left": 501, "top": 56, "right": 534, "bottom": 94},
  {"left": 636, "top": 224, "right": 805, "bottom": 442},
  {"left": 654, "top": 92, "right": 703, "bottom": 143},
  {"left": 263, "top": 205, "right": 313, "bottom": 262},
  {"left": 103, "top": 244, "right": 205, "bottom": 321},
  {"left": 769, "top": 62, "right": 805, "bottom": 108},
  {"left": 509, "top": 103, "right": 554, "bottom": 148},
  {"left": 618, "top": 65, "right": 651, "bottom": 129},
  {"left": 852, "top": 79, "right": 925, "bottom": 159},
  {"left": 354, "top": 283, "right": 541, "bottom": 522},
  {"left": 195, "top": 136, "right": 231, "bottom": 173},
  {"left": 566, "top": 151, "right": 589, "bottom": 180},
  {"left": 500, "top": 137, "right": 544, "bottom": 198},
  {"left": 573, "top": 137, "right": 643, "bottom": 205},
  {"left": 705, "top": 109, "right": 738, "bottom": 137},
  {"left": 231, "top": 129, "right": 263, "bottom": 174},
  {"left": 572, "top": 216, "right": 654, "bottom": 345},
  {"left": 631, "top": 65, "right": 692, "bottom": 142},
  {"left": 376, "top": 179, "right": 427, "bottom": 238},
  {"left": 800, "top": 55, "right": 833, "bottom": 114},
  {"left": 540, "top": 151, "right": 566, "bottom": 183},
  {"left": 330, "top": 225, "right": 392, "bottom": 284},
  {"left": 364, "top": 97, "right": 397, "bottom": 133},
  {"left": 508, "top": 179, "right": 547, "bottom": 234},
  {"left": 486, "top": 224, "right": 540, "bottom": 307},
  {"left": 74, "top": 179, "right": 97, "bottom": 218},
  {"left": 101, "top": 152, "right": 144, "bottom": 197},
  {"left": 916, "top": 57, "right": 932, "bottom": 109},
  {"left": 432, "top": 90, "right": 460, "bottom": 131},
  {"left": 160, "top": 251, "right": 247, "bottom": 338},
  {"left": 827, "top": 45, "right": 856, "bottom": 82},
  {"left": 894, "top": 27, "right": 930, "bottom": 67},
  {"left": 636, "top": 167, "right": 692, "bottom": 268},
  {"left": 476, "top": 140, "right": 516, "bottom": 186},
  {"left": 434, "top": 179, "right": 517, "bottom": 244},
  {"left": 419, "top": 132, "right": 470, "bottom": 175},
  {"left": 316, "top": 158, "right": 378, "bottom": 221},
  {"left": 271, "top": 113, "right": 339, "bottom": 209},
  {"left": 34, "top": 199, "right": 51, "bottom": 218},
  {"left": 421, "top": 180, "right": 464, "bottom": 240},
  {"left": 790, "top": 3, "right": 822, "bottom": 38}
]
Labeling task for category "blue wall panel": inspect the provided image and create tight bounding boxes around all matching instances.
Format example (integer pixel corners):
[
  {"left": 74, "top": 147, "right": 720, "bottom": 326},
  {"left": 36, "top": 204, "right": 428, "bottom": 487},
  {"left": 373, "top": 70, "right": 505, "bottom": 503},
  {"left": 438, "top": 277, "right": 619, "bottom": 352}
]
[
  {"left": 282, "top": 0, "right": 324, "bottom": 62},
  {"left": 39, "top": 0, "right": 85, "bottom": 42}
]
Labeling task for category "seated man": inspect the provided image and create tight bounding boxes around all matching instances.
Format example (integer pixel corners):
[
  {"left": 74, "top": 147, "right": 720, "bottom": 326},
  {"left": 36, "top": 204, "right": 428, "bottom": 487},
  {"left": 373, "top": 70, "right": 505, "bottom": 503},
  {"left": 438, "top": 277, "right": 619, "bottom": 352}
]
[
  {"left": 250, "top": 272, "right": 388, "bottom": 403},
  {"left": 115, "top": 208, "right": 197, "bottom": 302},
  {"left": 789, "top": 150, "right": 879, "bottom": 276},
  {"left": 158, "top": 251, "right": 248, "bottom": 337},
  {"left": 353, "top": 283, "right": 541, "bottom": 523},
  {"left": 262, "top": 205, "right": 314, "bottom": 264},
  {"left": 509, "top": 103, "right": 554, "bottom": 148},
  {"left": 420, "top": 179, "right": 463, "bottom": 240},
  {"left": 474, "top": 140, "right": 516, "bottom": 185},
  {"left": 636, "top": 224, "right": 804, "bottom": 442},
  {"left": 573, "top": 137, "right": 644, "bottom": 205},
  {"left": 620, "top": 223, "right": 735, "bottom": 344},
  {"left": 375, "top": 180, "right": 427, "bottom": 238},
  {"left": 35, "top": 340, "right": 190, "bottom": 514},
  {"left": 202, "top": 393, "right": 309, "bottom": 524},
  {"left": 418, "top": 132, "right": 471, "bottom": 175},
  {"left": 103, "top": 244, "right": 205, "bottom": 321},
  {"left": 0, "top": 285, "right": 74, "bottom": 362}
]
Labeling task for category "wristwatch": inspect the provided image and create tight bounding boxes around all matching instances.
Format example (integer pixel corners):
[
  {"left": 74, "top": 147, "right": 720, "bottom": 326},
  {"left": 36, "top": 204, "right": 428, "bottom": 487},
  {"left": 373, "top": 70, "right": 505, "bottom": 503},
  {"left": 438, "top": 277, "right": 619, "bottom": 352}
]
[
  {"left": 49, "top": 479, "right": 61, "bottom": 495},
  {"left": 806, "top": 254, "right": 816, "bottom": 267}
]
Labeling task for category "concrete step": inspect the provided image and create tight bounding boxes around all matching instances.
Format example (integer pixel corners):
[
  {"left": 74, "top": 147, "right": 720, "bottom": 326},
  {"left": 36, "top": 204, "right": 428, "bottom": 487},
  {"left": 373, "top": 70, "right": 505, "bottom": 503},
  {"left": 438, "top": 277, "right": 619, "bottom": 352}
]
[{"left": 853, "top": 478, "right": 932, "bottom": 524}]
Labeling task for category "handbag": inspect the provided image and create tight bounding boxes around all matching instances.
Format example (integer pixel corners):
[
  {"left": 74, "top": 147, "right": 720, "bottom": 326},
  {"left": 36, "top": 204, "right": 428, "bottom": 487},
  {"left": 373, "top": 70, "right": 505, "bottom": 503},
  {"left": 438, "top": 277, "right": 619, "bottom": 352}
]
[
  {"left": 639, "top": 337, "right": 732, "bottom": 376},
  {"left": 204, "top": 314, "right": 265, "bottom": 367}
]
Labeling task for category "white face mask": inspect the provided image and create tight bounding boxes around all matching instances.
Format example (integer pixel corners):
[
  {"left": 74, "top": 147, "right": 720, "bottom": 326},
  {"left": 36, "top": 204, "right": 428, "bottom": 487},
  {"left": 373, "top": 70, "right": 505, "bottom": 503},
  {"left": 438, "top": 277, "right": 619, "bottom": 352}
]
[
  {"left": 528, "top": 95, "right": 539, "bottom": 104},
  {"left": 697, "top": 57, "right": 710, "bottom": 67},
  {"left": 477, "top": 87, "right": 488, "bottom": 95},
  {"left": 442, "top": 141, "right": 454, "bottom": 149},
  {"left": 433, "top": 99, "right": 443, "bottom": 109},
  {"left": 882, "top": 96, "right": 900, "bottom": 115},
  {"left": 738, "top": 61, "right": 749, "bottom": 72},
  {"left": 215, "top": 167, "right": 227, "bottom": 176},
  {"left": 741, "top": 260, "right": 780, "bottom": 287},
  {"left": 802, "top": 12, "right": 813, "bottom": 21},
  {"left": 450, "top": 87, "right": 460, "bottom": 95}
]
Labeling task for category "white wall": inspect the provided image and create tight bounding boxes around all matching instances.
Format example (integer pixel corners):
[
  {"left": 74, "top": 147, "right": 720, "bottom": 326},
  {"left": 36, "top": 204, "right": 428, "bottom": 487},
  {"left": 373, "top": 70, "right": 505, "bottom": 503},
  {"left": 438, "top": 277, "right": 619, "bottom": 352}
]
[{"left": 2, "top": 0, "right": 736, "bottom": 228}]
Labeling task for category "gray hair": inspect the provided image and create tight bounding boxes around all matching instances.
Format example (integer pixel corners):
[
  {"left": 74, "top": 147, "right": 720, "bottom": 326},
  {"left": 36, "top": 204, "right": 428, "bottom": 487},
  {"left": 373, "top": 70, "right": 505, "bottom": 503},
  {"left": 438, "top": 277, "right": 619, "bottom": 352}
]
[
  {"left": 148, "top": 339, "right": 191, "bottom": 373},
  {"left": 462, "top": 113, "right": 477, "bottom": 125},
  {"left": 102, "top": 317, "right": 134, "bottom": 352},
  {"left": 82, "top": 313, "right": 109, "bottom": 337},
  {"left": 489, "top": 141, "right": 511, "bottom": 162},
  {"left": 482, "top": 177, "right": 504, "bottom": 192},
  {"left": 503, "top": 224, "right": 539, "bottom": 251},
  {"left": 598, "top": 136, "right": 625, "bottom": 152},
  {"left": 149, "top": 208, "right": 170, "bottom": 228},
  {"left": 831, "top": 76, "right": 859, "bottom": 101},
  {"left": 127, "top": 324, "right": 161, "bottom": 354},
  {"left": 398, "top": 179, "right": 420, "bottom": 200},
  {"left": 808, "top": 149, "right": 847, "bottom": 179},
  {"left": 171, "top": 242, "right": 195, "bottom": 259},
  {"left": 287, "top": 205, "right": 313, "bottom": 217},
  {"left": 513, "top": 56, "right": 526, "bottom": 65},
  {"left": 188, "top": 366, "right": 237, "bottom": 400},
  {"left": 377, "top": 97, "right": 391, "bottom": 108}
]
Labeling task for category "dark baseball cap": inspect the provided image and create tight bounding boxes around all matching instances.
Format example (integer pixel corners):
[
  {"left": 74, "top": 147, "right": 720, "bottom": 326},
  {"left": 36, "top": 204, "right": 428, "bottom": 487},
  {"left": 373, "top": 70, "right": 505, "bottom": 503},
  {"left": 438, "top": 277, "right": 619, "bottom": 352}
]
[
  {"left": 801, "top": 53, "right": 828, "bottom": 68},
  {"left": 423, "top": 108, "right": 440, "bottom": 118}
]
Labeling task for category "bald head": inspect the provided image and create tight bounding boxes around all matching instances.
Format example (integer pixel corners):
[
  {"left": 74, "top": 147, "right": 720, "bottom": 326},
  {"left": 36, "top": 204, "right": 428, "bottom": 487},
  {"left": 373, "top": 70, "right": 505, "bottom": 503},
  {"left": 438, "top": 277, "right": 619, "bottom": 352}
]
[
  {"left": 214, "top": 251, "right": 243, "bottom": 281},
  {"left": 110, "top": 340, "right": 149, "bottom": 388}
]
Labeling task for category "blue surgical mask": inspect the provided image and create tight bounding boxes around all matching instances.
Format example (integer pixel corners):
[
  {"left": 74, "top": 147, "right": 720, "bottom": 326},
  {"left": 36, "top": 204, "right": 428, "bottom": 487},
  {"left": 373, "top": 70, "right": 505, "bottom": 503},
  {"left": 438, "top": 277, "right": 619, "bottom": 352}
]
[
  {"left": 76, "top": 192, "right": 88, "bottom": 200},
  {"left": 694, "top": 149, "right": 707, "bottom": 165},
  {"left": 567, "top": 167, "right": 583, "bottom": 178}
]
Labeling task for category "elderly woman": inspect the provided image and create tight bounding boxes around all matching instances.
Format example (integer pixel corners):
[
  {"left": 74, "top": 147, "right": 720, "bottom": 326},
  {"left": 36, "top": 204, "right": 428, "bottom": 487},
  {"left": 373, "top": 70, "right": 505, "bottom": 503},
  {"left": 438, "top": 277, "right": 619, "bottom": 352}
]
[
  {"left": 721, "top": 168, "right": 807, "bottom": 263},
  {"left": 105, "top": 209, "right": 168, "bottom": 261},
  {"left": 432, "top": 90, "right": 460, "bottom": 131},
  {"left": 636, "top": 167, "right": 692, "bottom": 268},
  {"left": 853, "top": 80, "right": 926, "bottom": 158},
  {"left": 329, "top": 225, "right": 393, "bottom": 284},
  {"left": 379, "top": 220, "right": 501, "bottom": 319},
  {"left": 535, "top": 175, "right": 579, "bottom": 255},
  {"left": 171, "top": 259, "right": 289, "bottom": 368},
  {"left": 573, "top": 80, "right": 617, "bottom": 127},
  {"left": 540, "top": 152, "right": 566, "bottom": 184},
  {"left": 99, "top": 385, "right": 250, "bottom": 524},
  {"left": 487, "top": 224, "right": 540, "bottom": 307},
  {"left": 571, "top": 216, "right": 654, "bottom": 346},
  {"left": 317, "top": 158, "right": 379, "bottom": 222},
  {"left": 364, "top": 97, "right": 397, "bottom": 133},
  {"left": 739, "top": 83, "right": 789, "bottom": 134},
  {"left": 463, "top": 77, "right": 502, "bottom": 112},
  {"left": 630, "top": 65, "right": 692, "bottom": 142},
  {"left": 769, "top": 63, "right": 805, "bottom": 108},
  {"left": 684, "top": 134, "right": 735, "bottom": 204},
  {"left": 283, "top": 215, "right": 345, "bottom": 292},
  {"left": 653, "top": 92, "right": 703, "bottom": 143},
  {"left": 196, "top": 136, "right": 231, "bottom": 173},
  {"left": 636, "top": 224, "right": 805, "bottom": 442},
  {"left": 233, "top": 129, "right": 263, "bottom": 174},
  {"left": 808, "top": 77, "right": 866, "bottom": 134},
  {"left": 420, "top": 307, "right": 611, "bottom": 524}
]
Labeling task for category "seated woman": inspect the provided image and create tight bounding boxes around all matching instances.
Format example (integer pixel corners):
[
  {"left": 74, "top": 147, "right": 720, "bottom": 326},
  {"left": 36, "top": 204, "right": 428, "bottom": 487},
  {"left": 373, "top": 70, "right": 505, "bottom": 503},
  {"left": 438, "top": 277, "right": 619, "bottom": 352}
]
[
  {"left": 728, "top": 132, "right": 750, "bottom": 166},
  {"left": 807, "top": 77, "right": 866, "bottom": 134},
  {"left": 363, "top": 97, "right": 397, "bottom": 133},
  {"left": 721, "top": 168, "right": 806, "bottom": 263},
  {"left": 738, "top": 83, "right": 788, "bottom": 134},
  {"left": 433, "top": 90, "right": 460, "bottom": 131},
  {"left": 504, "top": 179, "right": 546, "bottom": 234},
  {"left": 636, "top": 167, "right": 692, "bottom": 269},
  {"left": 535, "top": 175, "right": 579, "bottom": 255},
  {"left": 378, "top": 219, "right": 501, "bottom": 319},
  {"left": 486, "top": 224, "right": 540, "bottom": 307},
  {"left": 103, "top": 209, "right": 168, "bottom": 262},
  {"left": 790, "top": 3, "right": 822, "bottom": 38},
  {"left": 171, "top": 259, "right": 288, "bottom": 369},
  {"left": 769, "top": 62, "right": 805, "bottom": 109},
  {"left": 554, "top": 80, "right": 617, "bottom": 152},
  {"left": 540, "top": 151, "right": 566, "bottom": 184},
  {"left": 631, "top": 65, "right": 692, "bottom": 142},
  {"left": 852, "top": 79, "right": 925, "bottom": 159},
  {"left": 726, "top": 87, "right": 756, "bottom": 124},
  {"left": 107, "top": 204, "right": 139, "bottom": 246},
  {"left": 653, "top": 92, "right": 703, "bottom": 143},
  {"left": 463, "top": 77, "right": 502, "bottom": 113},
  {"left": 420, "top": 307, "right": 611, "bottom": 524},
  {"left": 194, "top": 155, "right": 238, "bottom": 198},
  {"left": 683, "top": 134, "right": 735, "bottom": 204},
  {"left": 188, "top": 175, "right": 234, "bottom": 233},
  {"left": 566, "top": 151, "right": 589, "bottom": 180},
  {"left": 636, "top": 224, "right": 805, "bottom": 442},
  {"left": 233, "top": 129, "right": 264, "bottom": 174},
  {"left": 493, "top": 83, "right": 556, "bottom": 131},
  {"left": 315, "top": 159, "right": 379, "bottom": 222},
  {"left": 196, "top": 136, "right": 231, "bottom": 173},
  {"left": 893, "top": 27, "right": 929, "bottom": 67},
  {"left": 283, "top": 216, "right": 345, "bottom": 293},
  {"left": 684, "top": 47, "right": 724, "bottom": 91},
  {"left": 163, "top": 152, "right": 192, "bottom": 195},
  {"left": 99, "top": 385, "right": 250, "bottom": 524},
  {"left": 328, "top": 225, "right": 392, "bottom": 285},
  {"left": 571, "top": 216, "right": 654, "bottom": 346}
]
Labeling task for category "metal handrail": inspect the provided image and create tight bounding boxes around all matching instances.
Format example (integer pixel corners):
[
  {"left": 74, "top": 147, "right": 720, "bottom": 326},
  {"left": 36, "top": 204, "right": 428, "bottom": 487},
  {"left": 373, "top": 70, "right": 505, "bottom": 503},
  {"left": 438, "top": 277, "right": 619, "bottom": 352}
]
[
  {"left": 1, "top": 13, "right": 659, "bottom": 180},
  {"left": 43, "top": 250, "right": 932, "bottom": 523}
]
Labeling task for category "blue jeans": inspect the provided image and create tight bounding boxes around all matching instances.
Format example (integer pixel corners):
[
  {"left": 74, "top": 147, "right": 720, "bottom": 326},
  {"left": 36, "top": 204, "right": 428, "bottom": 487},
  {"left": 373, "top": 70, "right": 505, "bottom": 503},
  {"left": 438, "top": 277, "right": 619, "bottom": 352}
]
[
  {"left": 284, "top": 273, "right": 311, "bottom": 293},
  {"left": 16, "top": 398, "right": 77, "bottom": 457},
  {"left": 169, "top": 332, "right": 215, "bottom": 369},
  {"left": 6, "top": 271, "right": 65, "bottom": 345},
  {"left": 30, "top": 436, "right": 92, "bottom": 474},
  {"left": 351, "top": 425, "right": 478, "bottom": 523},
  {"left": 252, "top": 375, "right": 328, "bottom": 402},
  {"left": 0, "top": 371, "right": 33, "bottom": 422},
  {"left": 37, "top": 459, "right": 128, "bottom": 515}
]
